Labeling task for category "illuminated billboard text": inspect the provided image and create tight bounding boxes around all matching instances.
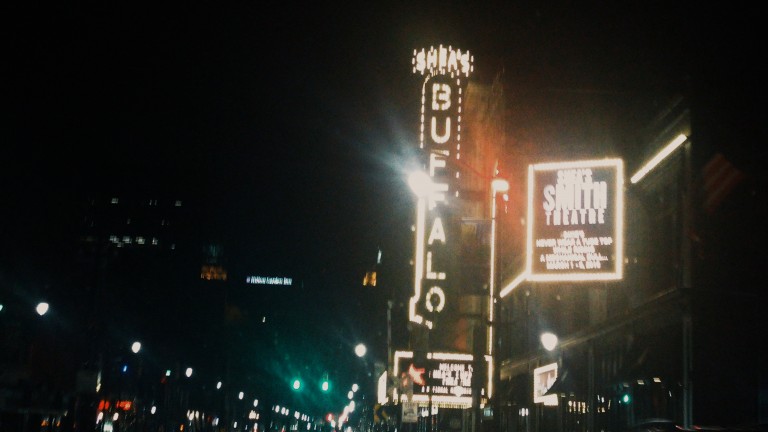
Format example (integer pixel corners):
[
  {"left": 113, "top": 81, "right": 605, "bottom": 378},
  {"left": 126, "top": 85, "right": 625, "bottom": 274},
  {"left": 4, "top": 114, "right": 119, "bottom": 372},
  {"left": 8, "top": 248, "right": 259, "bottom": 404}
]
[
  {"left": 393, "top": 351, "right": 491, "bottom": 408},
  {"left": 526, "top": 159, "right": 624, "bottom": 281},
  {"left": 409, "top": 45, "right": 472, "bottom": 331}
]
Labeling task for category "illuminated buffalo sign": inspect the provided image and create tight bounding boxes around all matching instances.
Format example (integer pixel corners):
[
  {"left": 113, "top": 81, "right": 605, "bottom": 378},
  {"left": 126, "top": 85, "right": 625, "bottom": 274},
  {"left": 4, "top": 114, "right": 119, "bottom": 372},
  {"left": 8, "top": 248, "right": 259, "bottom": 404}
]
[
  {"left": 393, "top": 350, "right": 490, "bottom": 408},
  {"left": 409, "top": 45, "right": 473, "bottom": 330},
  {"left": 526, "top": 159, "right": 624, "bottom": 281}
]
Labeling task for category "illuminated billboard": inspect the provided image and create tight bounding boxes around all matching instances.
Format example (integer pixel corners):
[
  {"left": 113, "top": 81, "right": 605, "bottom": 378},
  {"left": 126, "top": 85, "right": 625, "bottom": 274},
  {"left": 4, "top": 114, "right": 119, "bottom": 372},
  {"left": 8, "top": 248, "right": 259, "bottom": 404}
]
[
  {"left": 526, "top": 159, "right": 624, "bottom": 281},
  {"left": 393, "top": 350, "right": 491, "bottom": 408},
  {"left": 533, "top": 362, "right": 558, "bottom": 405},
  {"left": 409, "top": 45, "right": 474, "bottom": 336}
]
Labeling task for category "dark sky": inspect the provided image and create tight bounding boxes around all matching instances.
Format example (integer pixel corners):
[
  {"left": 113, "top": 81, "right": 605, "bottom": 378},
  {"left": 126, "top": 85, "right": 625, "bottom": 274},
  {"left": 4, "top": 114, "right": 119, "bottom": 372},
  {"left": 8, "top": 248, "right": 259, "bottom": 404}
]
[
  {"left": 4, "top": 1, "right": 764, "bottom": 406},
  {"left": 7, "top": 2, "right": 745, "bottom": 267},
  {"left": 6, "top": 1, "right": 761, "bottom": 277}
]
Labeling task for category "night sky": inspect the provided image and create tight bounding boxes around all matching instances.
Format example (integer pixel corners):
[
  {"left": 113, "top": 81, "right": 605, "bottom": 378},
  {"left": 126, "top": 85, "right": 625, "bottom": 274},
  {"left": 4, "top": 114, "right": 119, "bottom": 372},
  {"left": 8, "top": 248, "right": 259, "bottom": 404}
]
[
  {"left": 8, "top": 2, "right": 757, "bottom": 279},
  {"left": 4, "top": 0, "right": 764, "bottom": 412}
]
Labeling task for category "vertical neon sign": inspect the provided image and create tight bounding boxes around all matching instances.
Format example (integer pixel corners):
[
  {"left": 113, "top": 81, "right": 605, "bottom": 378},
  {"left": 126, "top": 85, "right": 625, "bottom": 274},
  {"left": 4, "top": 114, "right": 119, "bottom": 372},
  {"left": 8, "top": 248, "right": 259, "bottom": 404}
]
[{"left": 410, "top": 45, "right": 473, "bottom": 330}]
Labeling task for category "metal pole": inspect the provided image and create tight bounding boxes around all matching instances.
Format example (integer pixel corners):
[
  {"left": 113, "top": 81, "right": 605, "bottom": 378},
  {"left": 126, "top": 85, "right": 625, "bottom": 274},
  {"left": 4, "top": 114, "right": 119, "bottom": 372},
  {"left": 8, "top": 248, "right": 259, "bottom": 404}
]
[{"left": 489, "top": 178, "right": 508, "bottom": 432}]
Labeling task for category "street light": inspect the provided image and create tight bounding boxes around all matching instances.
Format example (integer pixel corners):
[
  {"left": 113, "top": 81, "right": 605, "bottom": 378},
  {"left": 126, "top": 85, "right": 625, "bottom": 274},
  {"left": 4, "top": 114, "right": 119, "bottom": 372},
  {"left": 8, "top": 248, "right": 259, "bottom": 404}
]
[
  {"left": 36, "top": 301, "right": 49, "bottom": 316},
  {"left": 354, "top": 343, "right": 367, "bottom": 358},
  {"left": 490, "top": 176, "right": 509, "bottom": 431},
  {"left": 540, "top": 332, "right": 559, "bottom": 352}
]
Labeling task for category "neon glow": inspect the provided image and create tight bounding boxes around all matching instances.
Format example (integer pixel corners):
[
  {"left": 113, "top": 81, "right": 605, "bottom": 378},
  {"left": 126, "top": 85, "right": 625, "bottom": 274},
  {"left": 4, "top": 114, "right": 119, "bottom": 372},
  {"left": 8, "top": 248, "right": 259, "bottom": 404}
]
[
  {"left": 630, "top": 133, "right": 688, "bottom": 184},
  {"left": 409, "top": 45, "right": 471, "bottom": 330},
  {"left": 412, "top": 45, "right": 473, "bottom": 78},
  {"left": 526, "top": 159, "right": 624, "bottom": 282},
  {"left": 498, "top": 270, "right": 528, "bottom": 299}
]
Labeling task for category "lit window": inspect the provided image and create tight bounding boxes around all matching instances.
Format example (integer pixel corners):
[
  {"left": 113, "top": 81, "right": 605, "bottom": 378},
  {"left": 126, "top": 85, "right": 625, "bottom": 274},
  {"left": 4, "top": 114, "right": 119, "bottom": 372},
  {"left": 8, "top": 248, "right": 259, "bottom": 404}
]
[
  {"left": 126, "top": 218, "right": 131, "bottom": 225},
  {"left": 175, "top": 200, "right": 182, "bottom": 207},
  {"left": 152, "top": 238, "right": 158, "bottom": 245},
  {"left": 136, "top": 237, "right": 145, "bottom": 245},
  {"left": 122, "top": 236, "right": 131, "bottom": 244},
  {"left": 109, "top": 235, "right": 118, "bottom": 243},
  {"left": 111, "top": 197, "right": 119, "bottom": 204}
]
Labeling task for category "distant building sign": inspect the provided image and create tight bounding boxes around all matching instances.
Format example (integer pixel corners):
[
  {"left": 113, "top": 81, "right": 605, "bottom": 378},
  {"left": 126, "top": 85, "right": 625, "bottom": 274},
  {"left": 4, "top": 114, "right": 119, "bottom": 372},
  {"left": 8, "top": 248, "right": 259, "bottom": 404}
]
[
  {"left": 533, "top": 362, "right": 558, "bottom": 405},
  {"left": 393, "top": 350, "right": 490, "bottom": 408},
  {"left": 409, "top": 44, "right": 474, "bottom": 331},
  {"left": 526, "top": 159, "right": 624, "bottom": 281},
  {"left": 245, "top": 275, "right": 293, "bottom": 286}
]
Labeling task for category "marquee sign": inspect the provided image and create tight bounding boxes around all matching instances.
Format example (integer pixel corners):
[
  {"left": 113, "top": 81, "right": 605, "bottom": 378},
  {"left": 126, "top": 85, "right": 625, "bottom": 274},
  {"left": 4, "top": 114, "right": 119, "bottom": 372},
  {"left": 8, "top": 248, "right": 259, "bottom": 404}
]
[
  {"left": 409, "top": 45, "right": 474, "bottom": 330},
  {"left": 526, "top": 159, "right": 624, "bottom": 281},
  {"left": 393, "top": 350, "right": 490, "bottom": 408}
]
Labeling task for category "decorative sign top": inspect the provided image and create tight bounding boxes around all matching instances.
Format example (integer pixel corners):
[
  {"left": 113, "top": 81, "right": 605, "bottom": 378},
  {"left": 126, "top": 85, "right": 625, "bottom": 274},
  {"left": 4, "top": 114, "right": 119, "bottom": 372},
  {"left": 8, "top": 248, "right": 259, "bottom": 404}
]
[{"left": 412, "top": 45, "right": 473, "bottom": 78}]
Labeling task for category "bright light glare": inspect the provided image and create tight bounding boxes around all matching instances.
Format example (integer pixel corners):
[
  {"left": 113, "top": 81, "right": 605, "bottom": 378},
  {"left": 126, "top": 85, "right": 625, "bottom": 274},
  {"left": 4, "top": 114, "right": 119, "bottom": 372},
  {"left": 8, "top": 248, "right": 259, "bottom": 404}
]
[
  {"left": 540, "top": 332, "right": 559, "bottom": 351},
  {"left": 491, "top": 178, "right": 509, "bottom": 193},
  {"left": 131, "top": 341, "right": 141, "bottom": 354},
  {"left": 185, "top": 367, "right": 193, "bottom": 378},
  {"left": 352, "top": 383, "right": 359, "bottom": 392},
  {"left": 216, "top": 381, "right": 222, "bottom": 389},
  {"left": 238, "top": 391, "right": 244, "bottom": 400},
  {"left": 408, "top": 171, "right": 433, "bottom": 197},
  {"left": 36, "top": 302, "right": 49, "bottom": 316},
  {"left": 631, "top": 134, "right": 687, "bottom": 184},
  {"left": 354, "top": 343, "right": 367, "bottom": 358}
]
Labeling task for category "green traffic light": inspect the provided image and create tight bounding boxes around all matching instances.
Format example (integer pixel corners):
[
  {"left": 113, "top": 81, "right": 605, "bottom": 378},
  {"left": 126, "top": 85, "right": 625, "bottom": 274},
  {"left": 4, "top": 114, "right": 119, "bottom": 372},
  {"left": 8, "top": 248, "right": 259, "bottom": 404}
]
[
  {"left": 621, "top": 393, "right": 631, "bottom": 403},
  {"left": 321, "top": 379, "right": 330, "bottom": 392}
]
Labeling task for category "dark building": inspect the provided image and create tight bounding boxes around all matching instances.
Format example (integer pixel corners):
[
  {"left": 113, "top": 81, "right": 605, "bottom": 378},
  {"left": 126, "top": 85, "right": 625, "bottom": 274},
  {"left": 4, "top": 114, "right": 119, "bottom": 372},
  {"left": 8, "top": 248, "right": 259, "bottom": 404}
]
[{"left": 490, "top": 90, "right": 765, "bottom": 431}]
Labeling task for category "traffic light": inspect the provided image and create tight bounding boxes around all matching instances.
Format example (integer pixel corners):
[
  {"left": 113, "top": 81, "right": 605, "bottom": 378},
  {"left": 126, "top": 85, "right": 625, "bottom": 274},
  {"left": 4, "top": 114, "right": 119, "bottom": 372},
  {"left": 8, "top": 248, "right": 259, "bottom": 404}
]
[
  {"left": 621, "top": 393, "right": 631, "bottom": 404},
  {"left": 318, "top": 372, "right": 332, "bottom": 392}
]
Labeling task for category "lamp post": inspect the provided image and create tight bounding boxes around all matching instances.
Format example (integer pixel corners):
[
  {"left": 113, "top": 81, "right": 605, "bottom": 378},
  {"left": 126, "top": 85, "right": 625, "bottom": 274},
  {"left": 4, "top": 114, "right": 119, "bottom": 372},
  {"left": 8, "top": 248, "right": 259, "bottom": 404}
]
[
  {"left": 408, "top": 170, "right": 434, "bottom": 432},
  {"left": 490, "top": 177, "right": 509, "bottom": 432}
]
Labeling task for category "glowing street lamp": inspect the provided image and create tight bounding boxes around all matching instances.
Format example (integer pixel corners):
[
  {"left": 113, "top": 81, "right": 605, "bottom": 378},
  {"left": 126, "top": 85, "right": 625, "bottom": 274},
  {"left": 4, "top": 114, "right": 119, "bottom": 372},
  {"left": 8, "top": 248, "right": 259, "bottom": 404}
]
[
  {"left": 354, "top": 343, "right": 367, "bottom": 358},
  {"left": 36, "top": 302, "right": 49, "bottom": 316},
  {"left": 541, "top": 332, "right": 559, "bottom": 352},
  {"left": 131, "top": 341, "right": 142, "bottom": 354}
]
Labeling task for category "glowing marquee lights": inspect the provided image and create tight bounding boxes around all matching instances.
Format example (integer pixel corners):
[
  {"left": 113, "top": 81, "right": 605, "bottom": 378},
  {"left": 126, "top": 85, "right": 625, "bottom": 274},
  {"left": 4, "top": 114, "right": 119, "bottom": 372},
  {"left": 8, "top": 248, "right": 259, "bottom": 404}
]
[
  {"left": 393, "top": 350, "right": 492, "bottom": 408},
  {"left": 409, "top": 45, "right": 473, "bottom": 329},
  {"left": 526, "top": 159, "right": 624, "bottom": 281},
  {"left": 412, "top": 45, "right": 473, "bottom": 78}
]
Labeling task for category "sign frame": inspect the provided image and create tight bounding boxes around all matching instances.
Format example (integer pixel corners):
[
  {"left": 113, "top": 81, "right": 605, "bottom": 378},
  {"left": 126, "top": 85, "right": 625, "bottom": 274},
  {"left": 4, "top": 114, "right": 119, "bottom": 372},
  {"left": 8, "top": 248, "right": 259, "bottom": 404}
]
[{"left": 525, "top": 158, "right": 624, "bottom": 282}]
